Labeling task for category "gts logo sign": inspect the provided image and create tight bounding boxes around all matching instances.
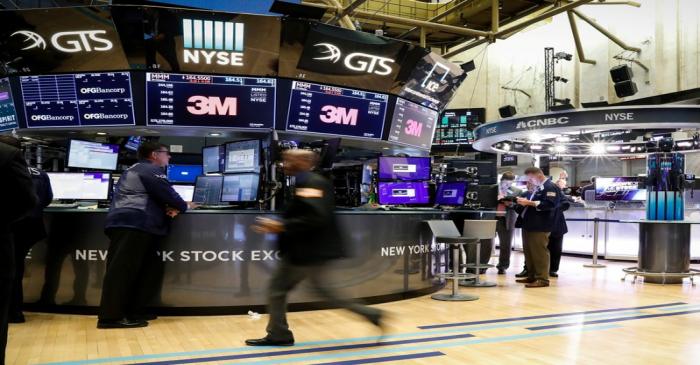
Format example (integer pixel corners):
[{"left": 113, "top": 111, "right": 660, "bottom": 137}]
[
  {"left": 187, "top": 96, "right": 237, "bottom": 116},
  {"left": 516, "top": 117, "right": 569, "bottom": 129}
]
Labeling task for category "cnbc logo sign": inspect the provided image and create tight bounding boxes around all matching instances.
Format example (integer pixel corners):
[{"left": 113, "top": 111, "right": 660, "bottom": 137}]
[{"left": 182, "top": 19, "right": 245, "bottom": 66}]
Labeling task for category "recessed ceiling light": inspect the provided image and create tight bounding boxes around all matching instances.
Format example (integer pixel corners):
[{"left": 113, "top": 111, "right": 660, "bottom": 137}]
[
  {"left": 209, "top": 133, "right": 222, "bottom": 137},
  {"left": 96, "top": 132, "right": 107, "bottom": 136}
]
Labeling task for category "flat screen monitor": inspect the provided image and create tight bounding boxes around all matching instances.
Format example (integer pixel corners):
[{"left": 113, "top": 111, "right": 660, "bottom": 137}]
[
  {"left": 0, "top": 78, "right": 19, "bottom": 132},
  {"left": 48, "top": 172, "right": 111, "bottom": 200},
  {"left": 224, "top": 140, "right": 261, "bottom": 173},
  {"left": 202, "top": 145, "right": 225, "bottom": 174},
  {"left": 192, "top": 175, "right": 224, "bottom": 205},
  {"left": 221, "top": 174, "right": 260, "bottom": 202},
  {"left": 435, "top": 182, "right": 467, "bottom": 206},
  {"left": 433, "top": 108, "right": 485, "bottom": 146},
  {"left": 397, "top": 50, "right": 467, "bottom": 111},
  {"left": 476, "top": 184, "right": 499, "bottom": 208},
  {"left": 67, "top": 140, "right": 120, "bottom": 171},
  {"left": 124, "top": 136, "right": 143, "bottom": 152},
  {"left": 19, "top": 72, "right": 135, "bottom": 128},
  {"left": 172, "top": 184, "right": 195, "bottom": 202},
  {"left": 387, "top": 97, "right": 438, "bottom": 150},
  {"left": 145, "top": 73, "right": 276, "bottom": 128},
  {"left": 167, "top": 164, "right": 202, "bottom": 184},
  {"left": 286, "top": 81, "right": 388, "bottom": 139},
  {"left": 595, "top": 177, "right": 646, "bottom": 201},
  {"left": 378, "top": 157, "right": 431, "bottom": 181},
  {"left": 378, "top": 181, "right": 430, "bottom": 205}
]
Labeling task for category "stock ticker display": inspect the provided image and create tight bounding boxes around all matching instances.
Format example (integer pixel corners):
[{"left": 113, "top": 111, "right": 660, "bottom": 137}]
[
  {"left": 146, "top": 73, "right": 276, "bottom": 128},
  {"left": 19, "top": 72, "right": 135, "bottom": 128},
  {"left": 0, "top": 78, "right": 19, "bottom": 131},
  {"left": 387, "top": 97, "right": 438, "bottom": 150},
  {"left": 286, "top": 81, "right": 387, "bottom": 139},
  {"left": 433, "top": 108, "right": 485, "bottom": 146}
]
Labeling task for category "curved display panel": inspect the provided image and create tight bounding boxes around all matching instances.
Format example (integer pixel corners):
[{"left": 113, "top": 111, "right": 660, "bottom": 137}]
[
  {"left": 387, "top": 97, "right": 438, "bottom": 150},
  {"left": 0, "top": 78, "right": 19, "bottom": 132}
]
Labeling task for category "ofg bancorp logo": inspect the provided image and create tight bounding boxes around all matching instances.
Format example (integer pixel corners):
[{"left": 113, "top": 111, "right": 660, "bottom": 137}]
[
  {"left": 182, "top": 19, "right": 245, "bottom": 66},
  {"left": 11, "top": 30, "right": 113, "bottom": 53},
  {"left": 516, "top": 117, "right": 569, "bottom": 130},
  {"left": 83, "top": 113, "right": 129, "bottom": 120}
]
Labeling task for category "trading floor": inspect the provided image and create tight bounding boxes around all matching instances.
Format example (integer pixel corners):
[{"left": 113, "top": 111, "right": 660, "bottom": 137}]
[{"left": 7, "top": 253, "right": 700, "bottom": 365}]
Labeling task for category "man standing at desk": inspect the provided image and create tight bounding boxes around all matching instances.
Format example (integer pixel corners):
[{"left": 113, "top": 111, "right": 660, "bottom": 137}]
[
  {"left": 515, "top": 167, "right": 561, "bottom": 288},
  {"left": 496, "top": 171, "right": 522, "bottom": 274},
  {"left": 97, "top": 141, "right": 191, "bottom": 329},
  {"left": 246, "top": 149, "right": 384, "bottom": 347}
]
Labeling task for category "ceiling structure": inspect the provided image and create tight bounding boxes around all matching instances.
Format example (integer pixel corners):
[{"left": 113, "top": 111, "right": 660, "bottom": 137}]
[{"left": 301, "top": 0, "right": 641, "bottom": 57}]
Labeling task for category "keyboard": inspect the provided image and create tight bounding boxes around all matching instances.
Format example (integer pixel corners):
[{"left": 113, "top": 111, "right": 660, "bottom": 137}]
[
  {"left": 196, "top": 205, "right": 236, "bottom": 210},
  {"left": 48, "top": 202, "right": 79, "bottom": 209},
  {"left": 390, "top": 207, "right": 438, "bottom": 211}
]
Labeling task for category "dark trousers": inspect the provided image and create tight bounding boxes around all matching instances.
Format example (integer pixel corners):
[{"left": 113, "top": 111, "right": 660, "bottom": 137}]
[
  {"left": 9, "top": 236, "right": 40, "bottom": 317},
  {"left": 265, "top": 259, "right": 380, "bottom": 342},
  {"left": 98, "top": 228, "right": 164, "bottom": 321},
  {"left": 522, "top": 230, "right": 550, "bottom": 282},
  {"left": 496, "top": 217, "right": 514, "bottom": 270},
  {"left": 548, "top": 234, "right": 564, "bottom": 273},
  {"left": 1, "top": 231, "right": 15, "bottom": 365}
]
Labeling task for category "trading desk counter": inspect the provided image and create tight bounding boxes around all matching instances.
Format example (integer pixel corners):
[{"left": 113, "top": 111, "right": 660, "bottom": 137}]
[{"left": 23, "top": 209, "right": 450, "bottom": 314}]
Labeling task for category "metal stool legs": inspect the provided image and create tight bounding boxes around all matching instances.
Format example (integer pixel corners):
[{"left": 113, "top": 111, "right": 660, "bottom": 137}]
[
  {"left": 432, "top": 244, "right": 479, "bottom": 301},
  {"left": 460, "top": 241, "right": 497, "bottom": 288}
]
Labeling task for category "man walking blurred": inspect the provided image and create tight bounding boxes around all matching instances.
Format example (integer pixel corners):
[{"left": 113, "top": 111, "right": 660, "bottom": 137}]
[{"left": 246, "top": 149, "right": 384, "bottom": 347}]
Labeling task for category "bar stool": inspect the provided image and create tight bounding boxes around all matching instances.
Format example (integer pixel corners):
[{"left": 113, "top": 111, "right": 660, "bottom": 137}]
[
  {"left": 424, "top": 220, "right": 479, "bottom": 301},
  {"left": 460, "top": 219, "right": 498, "bottom": 288}
]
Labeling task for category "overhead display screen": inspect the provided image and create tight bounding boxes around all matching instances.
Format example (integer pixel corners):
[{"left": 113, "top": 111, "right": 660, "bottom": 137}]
[
  {"left": 433, "top": 108, "right": 485, "bottom": 146},
  {"left": 0, "top": 78, "right": 19, "bottom": 132},
  {"left": 286, "top": 81, "right": 387, "bottom": 139},
  {"left": 146, "top": 73, "right": 275, "bottom": 128},
  {"left": 20, "top": 72, "right": 135, "bottom": 128},
  {"left": 395, "top": 50, "right": 466, "bottom": 111},
  {"left": 112, "top": 7, "right": 280, "bottom": 76},
  {"left": 387, "top": 97, "right": 438, "bottom": 150},
  {"left": 0, "top": 7, "right": 129, "bottom": 75},
  {"left": 279, "top": 19, "right": 410, "bottom": 93}
]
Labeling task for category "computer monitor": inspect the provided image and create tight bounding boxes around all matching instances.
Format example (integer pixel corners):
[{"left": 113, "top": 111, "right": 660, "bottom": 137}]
[
  {"left": 202, "top": 145, "right": 225, "bottom": 174},
  {"left": 224, "top": 139, "right": 261, "bottom": 173},
  {"left": 167, "top": 164, "right": 203, "bottom": 184},
  {"left": 192, "top": 175, "right": 224, "bottom": 205},
  {"left": 476, "top": 184, "right": 499, "bottom": 208},
  {"left": 378, "top": 157, "right": 431, "bottom": 181},
  {"left": 221, "top": 174, "right": 260, "bottom": 202},
  {"left": 435, "top": 182, "right": 467, "bottom": 206},
  {"left": 172, "top": 185, "right": 195, "bottom": 202},
  {"left": 377, "top": 181, "right": 430, "bottom": 205},
  {"left": 67, "top": 140, "right": 120, "bottom": 171},
  {"left": 124, "top": 136, "right": 143, "bottom": 152},
  {"left": 595, "top": 177, "right": 646, "bottom": 201},
  {"left": 47, "top": 172, "right": 111, "bottom": 200}
]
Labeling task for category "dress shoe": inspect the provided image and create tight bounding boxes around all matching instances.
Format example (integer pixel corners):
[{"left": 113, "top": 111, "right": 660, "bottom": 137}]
[
  {"left": 97, "top": 319, "right": 148, "bottom": 329},
  {"left": 497, "top": 269, "right": 506, "bottom": 275},
  {"left": 130, "top": 313, "right": 158, "bottom": 321},
  {"left": 368, "top": 310, "right": 387, "bottom": 342},
  {"left": 525, "top": 280, "right": 550, "bottom": 288},
  {"left": 550, "top": 272, "right": 559, "bottom": 278},
  {"left": 515, "top": 270, "right": 529, "bottom": 278},
  {"left": 245, "top": 337, "right": 294, "bottom": 346},
  {"left": 515, "top": 278, "right": 535, "bottom": 284}
]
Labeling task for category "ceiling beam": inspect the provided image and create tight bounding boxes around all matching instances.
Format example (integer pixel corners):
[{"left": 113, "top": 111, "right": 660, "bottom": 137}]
[
  {"left": 326, "top": 0, "right": 370, "bottom": 26},
  {"left": 495, "top": 0, "right": 594, "bottom": 39},
  {"left": 395, "top": 0, "right": 489, "bottom": 40}
]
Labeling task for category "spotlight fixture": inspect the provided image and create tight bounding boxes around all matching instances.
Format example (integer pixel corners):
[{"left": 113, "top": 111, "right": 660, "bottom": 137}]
[
  {"left": 96, "top": 132, "right": 107, "bottom": 136},
  {"left": 554, "top": 52, "right": 573, "bottom": 61},
  {"left": 502, "top": 143, "right": 511, "bottom": 151},
  {"left": 591, "top": 143, "right": 606, "bottom": 154},
  {"left": 209, "top": 132, "right": 222, "bottom": 137}
]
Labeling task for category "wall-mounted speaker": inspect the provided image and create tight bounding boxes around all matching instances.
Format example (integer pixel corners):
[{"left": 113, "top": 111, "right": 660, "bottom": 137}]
[
  {"left": 614, "top": 80, "right": 638, "bottom": 98},
  {"left": 499, "top": 105, "right": 516, "bottom": 118},
  {"left": 610, "top": 64, "right": 634, "bottom": 83}
]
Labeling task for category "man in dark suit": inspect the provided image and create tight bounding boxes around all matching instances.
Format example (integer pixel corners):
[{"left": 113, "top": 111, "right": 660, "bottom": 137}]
[
  {"left": 0, "top": 136, "right": 37, "bottom": 365},
  {"left": 514, "top": 167, "right": 561, "bottom": 288},
  {"left": 495, "top": 171, "right": 522, "bottom": 274},
  {"left": 246, "top": 149, "right": 383, "bottom": 347}
]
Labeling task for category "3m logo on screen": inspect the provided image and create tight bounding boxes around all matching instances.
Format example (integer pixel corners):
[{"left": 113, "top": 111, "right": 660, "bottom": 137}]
[
  {"left": 516, "top": 117, "right": 569, "bottom": 129},
  {"left": 320, "top": 105, "right": 358, "bottom": 126},
  {"left": 313, "top": 43, "right": 394, "bottom": 76},
  {"left": 404, "top": 120, "right": 423, "bottom": 137},
  {"left": 11, "top": 30, "right": 113, "bottom": 53},
  {"left": 182, "top": 19, "right": 245, "bottom": 66},
  {"left": 187, "top": 96, "right": 237, "bottom": 116}
]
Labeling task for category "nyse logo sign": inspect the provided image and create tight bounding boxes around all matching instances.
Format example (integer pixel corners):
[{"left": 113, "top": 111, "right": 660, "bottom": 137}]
[
  {"left": 320, "top": 105, "right": 358, "bottom": 125},
  {"left": 182, "top": 19, "right": 245, "bottom": 66},
  {"left": 404, "top": 119, "right": 423, "bottom": 137},
  {"left": 187, "top": 96, "right": 238, "bottom": 116},
  {"left": 11, "top": 30, "right": 113, "bottom": 53},
  {"left": 313, "top": 43, "right": 394, "bottom": 76}
]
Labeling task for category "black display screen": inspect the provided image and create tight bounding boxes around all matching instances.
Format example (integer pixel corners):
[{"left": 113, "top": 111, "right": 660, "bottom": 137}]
[
  {"left": 146, "top": 72, "right": 275, "bottom": 128},
  {"left": 0, "top": 78, "right": 19, "bottom": 132},
  {"left": 19, "top": 72, "right": 135, "bottom": 128},
  {"left": 286, "top": 81, "right": 387, "bottom": 139},
  {"left": 433, "top": 108, "right": 485, "bottom": 145},
  {"left": 386, "top": 97, "right": 438, "bottom": 150},
  {"left": 396, "top": 50, "right": 466, "bottom": 111}
]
